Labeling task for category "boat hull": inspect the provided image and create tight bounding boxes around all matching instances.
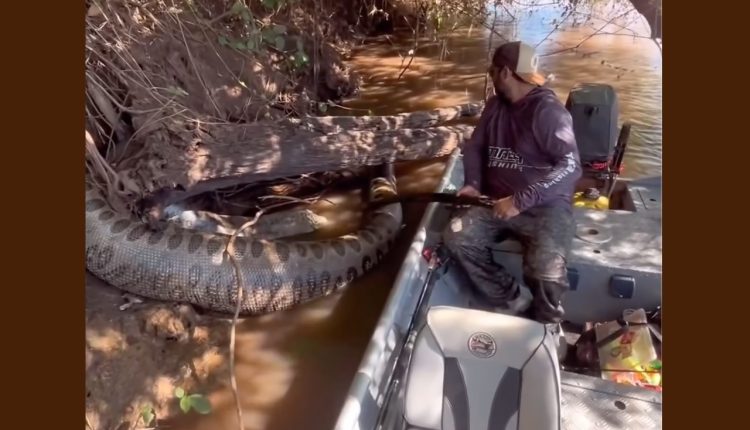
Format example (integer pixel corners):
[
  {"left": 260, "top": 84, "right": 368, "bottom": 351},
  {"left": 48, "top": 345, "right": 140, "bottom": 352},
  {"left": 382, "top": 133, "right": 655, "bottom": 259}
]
[{"left": 334, "top": 150, "right": 662, "bottom": 430}]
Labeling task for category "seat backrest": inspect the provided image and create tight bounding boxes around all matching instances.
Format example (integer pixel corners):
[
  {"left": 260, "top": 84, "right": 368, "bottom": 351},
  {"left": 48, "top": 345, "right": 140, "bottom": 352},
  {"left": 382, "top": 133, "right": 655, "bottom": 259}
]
[{"left": 403, "top": 306, "right": 561, "bottom": 430}]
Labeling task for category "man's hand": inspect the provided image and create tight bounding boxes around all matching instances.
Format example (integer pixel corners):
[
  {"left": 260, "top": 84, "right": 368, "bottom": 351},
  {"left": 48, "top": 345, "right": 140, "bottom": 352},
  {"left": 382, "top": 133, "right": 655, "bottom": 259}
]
[
  {"left": 493, "top": 196, "right": 520, "bottom": 220},
  {"left": 457, "top": 185, "right": 481, "bottom": 198}
]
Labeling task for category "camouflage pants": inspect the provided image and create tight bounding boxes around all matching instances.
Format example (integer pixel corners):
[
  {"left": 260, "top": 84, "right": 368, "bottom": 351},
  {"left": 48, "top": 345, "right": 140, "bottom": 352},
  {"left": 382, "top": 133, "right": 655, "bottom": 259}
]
[{"left": 443, "top": 205, "right": 576, "bottom": 323}]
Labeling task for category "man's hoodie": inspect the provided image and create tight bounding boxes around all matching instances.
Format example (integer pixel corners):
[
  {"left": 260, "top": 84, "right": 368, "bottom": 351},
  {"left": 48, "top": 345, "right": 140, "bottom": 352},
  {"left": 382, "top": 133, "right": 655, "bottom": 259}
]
[{"left": 463, "top": 86, "right": 582, "bottom": 212}]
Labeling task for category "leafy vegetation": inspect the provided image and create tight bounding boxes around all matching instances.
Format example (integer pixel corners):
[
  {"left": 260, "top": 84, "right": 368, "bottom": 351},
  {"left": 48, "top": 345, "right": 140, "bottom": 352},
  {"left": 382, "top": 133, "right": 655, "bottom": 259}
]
[{"left": 175, "top": 387, "right": 213, "bottom": 415}]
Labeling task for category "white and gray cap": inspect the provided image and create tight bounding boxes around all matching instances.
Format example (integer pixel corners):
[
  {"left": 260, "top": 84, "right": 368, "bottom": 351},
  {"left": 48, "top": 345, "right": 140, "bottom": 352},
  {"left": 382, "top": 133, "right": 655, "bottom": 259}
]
[{"left": 491, "top": 41, "right": 546, "bottom": 86}]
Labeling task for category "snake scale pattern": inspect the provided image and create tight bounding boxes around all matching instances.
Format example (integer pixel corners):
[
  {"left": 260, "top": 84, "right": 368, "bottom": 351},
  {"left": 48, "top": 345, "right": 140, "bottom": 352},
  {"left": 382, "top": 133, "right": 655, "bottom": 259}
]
[{"left": 85, "top": 178, "right": 403, "bottom": 315}]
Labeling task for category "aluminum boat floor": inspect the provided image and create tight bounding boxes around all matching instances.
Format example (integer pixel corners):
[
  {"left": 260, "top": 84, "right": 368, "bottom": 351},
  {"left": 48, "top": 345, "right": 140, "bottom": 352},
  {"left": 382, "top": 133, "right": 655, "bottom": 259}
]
[{"left": 561, "top": 371, "right": 662, "bottom": 429}]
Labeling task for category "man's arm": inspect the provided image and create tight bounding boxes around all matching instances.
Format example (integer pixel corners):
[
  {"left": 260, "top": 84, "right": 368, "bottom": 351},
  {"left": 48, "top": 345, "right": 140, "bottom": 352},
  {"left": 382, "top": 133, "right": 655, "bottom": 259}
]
[
  {"left": 512, "top": 103, "right": 582, "bottom": 212},
  {"left": 462, "top": 96, "right": 498, "bottom": 190}
]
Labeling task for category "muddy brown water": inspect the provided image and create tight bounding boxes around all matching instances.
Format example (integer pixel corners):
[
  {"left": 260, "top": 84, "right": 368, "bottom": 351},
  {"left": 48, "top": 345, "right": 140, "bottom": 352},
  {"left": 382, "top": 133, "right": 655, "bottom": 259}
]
[{"left": 168, "top": 5, "right": 661, "bottom": 430}]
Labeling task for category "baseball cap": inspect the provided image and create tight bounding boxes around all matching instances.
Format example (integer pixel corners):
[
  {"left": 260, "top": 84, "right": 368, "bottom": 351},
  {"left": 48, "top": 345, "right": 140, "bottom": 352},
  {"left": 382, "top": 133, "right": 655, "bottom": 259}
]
[{"left": 491, "top": 41, "right": 546, "bottom": 86}]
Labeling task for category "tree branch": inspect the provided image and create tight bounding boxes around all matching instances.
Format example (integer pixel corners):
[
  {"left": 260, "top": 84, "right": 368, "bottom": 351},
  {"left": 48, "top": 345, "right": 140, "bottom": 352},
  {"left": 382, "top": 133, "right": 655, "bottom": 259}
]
[
  {"left": 456, "top": 3, "right": 509, "bottom": 43},
  {"left": 535, "top": 8, "right": 575, "bottom": 49},
  {"left": 539, "top": 8, "right": 642, "bottom": 57},
  {"left": 398, "top": 8, "right": 420, "bottom": 80},
  {"left": 484, "top": 4, "right": 499, "bottom": 97}
]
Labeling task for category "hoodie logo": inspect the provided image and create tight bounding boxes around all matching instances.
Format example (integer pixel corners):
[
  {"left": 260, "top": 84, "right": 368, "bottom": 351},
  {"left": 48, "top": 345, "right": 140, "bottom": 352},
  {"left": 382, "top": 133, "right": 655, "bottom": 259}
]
[{"left": 487, "top": 146, "right": 524, "bottom": 171}]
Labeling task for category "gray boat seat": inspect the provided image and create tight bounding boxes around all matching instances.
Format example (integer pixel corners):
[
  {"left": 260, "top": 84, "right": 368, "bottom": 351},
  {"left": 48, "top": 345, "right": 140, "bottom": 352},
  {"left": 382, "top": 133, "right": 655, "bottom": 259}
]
[{"left": 403, "top": 306, "right": 561, "bottom": 430}]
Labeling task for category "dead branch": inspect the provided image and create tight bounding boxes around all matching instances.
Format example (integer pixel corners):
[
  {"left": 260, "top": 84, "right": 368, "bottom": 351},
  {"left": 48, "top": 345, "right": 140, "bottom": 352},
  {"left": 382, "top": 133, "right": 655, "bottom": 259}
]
[
  {"left": 398, "top": 11, "right": 420, "bottom": 80},
  {"left": 499, "top": 3, "right": 517, "bottom": 21},
  {"left": 484, "top": 4, "right": 499, "bottom": 98},
  {"left": 539, "top": 8, "right": 641, "bottom": 57},
  {"left": 222, "top": 194, "right": 333, "bottom": 430},
  {"left": 535, "top": 8, "right": 575, "bottom": 49}
]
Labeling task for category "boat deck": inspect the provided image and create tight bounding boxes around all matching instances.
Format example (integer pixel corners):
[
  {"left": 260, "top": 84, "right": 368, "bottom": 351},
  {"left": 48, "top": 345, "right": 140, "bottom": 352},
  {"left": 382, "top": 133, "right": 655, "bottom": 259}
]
[
  {"left": 334, "top": 152, "right": 663, "bottom": 430},
  {"left": 561, "top": 371, "right": 662, "bottom": 429}
]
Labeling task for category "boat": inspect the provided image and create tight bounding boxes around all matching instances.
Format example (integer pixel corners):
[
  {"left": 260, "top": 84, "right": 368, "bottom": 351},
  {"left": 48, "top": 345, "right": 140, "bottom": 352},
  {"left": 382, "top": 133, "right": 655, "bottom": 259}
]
[{"left": 333, "top": 84, "right": 662, "bottom": 430}]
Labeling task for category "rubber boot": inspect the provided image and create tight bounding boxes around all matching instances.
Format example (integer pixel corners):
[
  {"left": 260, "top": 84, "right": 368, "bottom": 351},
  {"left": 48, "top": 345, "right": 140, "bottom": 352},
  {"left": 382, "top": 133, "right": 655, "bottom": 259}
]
[
  {"left": 494, "top": 284, "right": 532, "bottom": 316},
  {"left": 524, "top": 278, "right": 568, "bottom": 324}
]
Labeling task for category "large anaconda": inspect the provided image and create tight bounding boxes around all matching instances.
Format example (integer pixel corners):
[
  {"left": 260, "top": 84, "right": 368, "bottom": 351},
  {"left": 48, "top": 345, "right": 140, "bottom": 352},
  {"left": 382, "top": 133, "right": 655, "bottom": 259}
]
[{"left": 85, "top": 178, "right": 403, "bottom": 315}]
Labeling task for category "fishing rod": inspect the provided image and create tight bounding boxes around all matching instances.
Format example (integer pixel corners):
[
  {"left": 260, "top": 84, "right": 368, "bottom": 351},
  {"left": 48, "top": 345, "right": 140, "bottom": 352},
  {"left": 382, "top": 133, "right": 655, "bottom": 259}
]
[
  {"left": 374, "top": 247, "right": 445, "bottom": 430},
  {"left": 369, "top": 192, "right": 496, "bottom": 209}
]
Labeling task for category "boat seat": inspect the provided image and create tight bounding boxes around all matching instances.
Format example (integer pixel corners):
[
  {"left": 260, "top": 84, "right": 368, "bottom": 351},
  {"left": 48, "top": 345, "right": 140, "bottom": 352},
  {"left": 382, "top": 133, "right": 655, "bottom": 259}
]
[{"left": 403, "top": 306, "right": 561, "bottom": 430}]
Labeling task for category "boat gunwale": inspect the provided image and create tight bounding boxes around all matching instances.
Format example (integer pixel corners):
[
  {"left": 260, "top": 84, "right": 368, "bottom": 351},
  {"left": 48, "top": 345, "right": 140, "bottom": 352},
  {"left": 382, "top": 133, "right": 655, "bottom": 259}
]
[{"left": 333, "top": 149, "right": 462, "bottom": 430}]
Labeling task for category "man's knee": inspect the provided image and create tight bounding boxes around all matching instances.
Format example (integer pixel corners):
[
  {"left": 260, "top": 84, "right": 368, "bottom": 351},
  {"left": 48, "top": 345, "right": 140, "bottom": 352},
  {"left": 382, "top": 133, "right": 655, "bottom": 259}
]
[
  {"left": 443, "top": 207, "right": 494, "bottom": 246},
  {"left": 524, "top": 249, "right": 569, "bottom": 284},
  {"left": 443, "top": 215, "right": 470, "bottom": 248},
  {"left": 536, "top": 208, "right": 576, "bottom": 250}
]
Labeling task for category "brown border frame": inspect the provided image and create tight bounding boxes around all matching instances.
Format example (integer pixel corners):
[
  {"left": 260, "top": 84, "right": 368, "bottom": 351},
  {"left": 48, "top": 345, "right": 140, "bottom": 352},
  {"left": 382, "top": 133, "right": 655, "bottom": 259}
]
[
  {"left": 664, "top": 2, "right": 747, "bottom": 427},
  {"left": 5, "top": 1, "right": 746, "bottom": 428},
  {"left": 3, "top": 1, "right": 85, "bottom": 428}
]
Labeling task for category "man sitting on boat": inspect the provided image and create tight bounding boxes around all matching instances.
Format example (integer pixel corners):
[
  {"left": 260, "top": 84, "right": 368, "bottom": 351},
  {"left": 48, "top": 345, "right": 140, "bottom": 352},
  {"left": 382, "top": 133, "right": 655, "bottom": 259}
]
[{"left": 444, "top": 41, "right": 582, "bottom": 324}]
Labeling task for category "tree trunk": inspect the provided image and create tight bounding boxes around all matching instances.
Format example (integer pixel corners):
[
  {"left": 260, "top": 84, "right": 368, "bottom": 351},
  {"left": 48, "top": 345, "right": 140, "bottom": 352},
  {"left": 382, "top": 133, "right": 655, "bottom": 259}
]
[
  {"left": 629, "top": 0, "right": 661, "bottom": 39},
  {"left": 134, "top": 122, "right": 475, "bottom": 224}
]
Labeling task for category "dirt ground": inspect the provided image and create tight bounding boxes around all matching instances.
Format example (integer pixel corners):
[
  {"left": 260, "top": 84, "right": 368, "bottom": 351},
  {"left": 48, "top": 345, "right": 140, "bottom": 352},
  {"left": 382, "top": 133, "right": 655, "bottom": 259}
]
[{"left": 85, "top": 272, "right": 232, "bottom": 430}]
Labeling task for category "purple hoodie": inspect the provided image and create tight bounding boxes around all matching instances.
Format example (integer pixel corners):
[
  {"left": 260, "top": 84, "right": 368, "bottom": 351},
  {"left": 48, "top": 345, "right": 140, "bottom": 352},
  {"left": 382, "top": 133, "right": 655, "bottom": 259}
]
[{"left": 462, "top": 87, "right": 582, "bottom": 212}]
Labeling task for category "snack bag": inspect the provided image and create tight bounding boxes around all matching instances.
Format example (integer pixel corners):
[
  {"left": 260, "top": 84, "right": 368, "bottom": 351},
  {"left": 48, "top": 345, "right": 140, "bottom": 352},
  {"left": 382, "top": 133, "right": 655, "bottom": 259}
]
[{"left": 595, "top": 309, "right": 660, "bottom": 389}]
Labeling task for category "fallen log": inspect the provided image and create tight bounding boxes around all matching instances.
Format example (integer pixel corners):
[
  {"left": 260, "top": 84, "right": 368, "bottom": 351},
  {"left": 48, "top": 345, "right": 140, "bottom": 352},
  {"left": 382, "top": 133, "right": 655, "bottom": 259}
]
[{"left": 135, "top": 124, "right": 474, "bottom": 224}]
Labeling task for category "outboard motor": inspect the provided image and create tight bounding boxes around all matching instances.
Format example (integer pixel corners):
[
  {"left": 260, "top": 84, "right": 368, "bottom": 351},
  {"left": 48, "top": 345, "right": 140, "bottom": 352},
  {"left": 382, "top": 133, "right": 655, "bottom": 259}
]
[
  {"left": 402, "top": 306, "right": 561, "bottom": 430},
  {"left": 565, "top": 83, "right": 619, "bottom": 176}
]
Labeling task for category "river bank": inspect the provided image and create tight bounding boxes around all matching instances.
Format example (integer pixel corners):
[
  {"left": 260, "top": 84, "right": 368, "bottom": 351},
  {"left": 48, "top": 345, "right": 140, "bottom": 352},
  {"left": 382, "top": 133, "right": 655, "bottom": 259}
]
[
  {"left": 85, "top": 1, "right": 402, "bottom": 427},
  {"left": 85, "top": 2, "right": 662, "bottom": 429}
]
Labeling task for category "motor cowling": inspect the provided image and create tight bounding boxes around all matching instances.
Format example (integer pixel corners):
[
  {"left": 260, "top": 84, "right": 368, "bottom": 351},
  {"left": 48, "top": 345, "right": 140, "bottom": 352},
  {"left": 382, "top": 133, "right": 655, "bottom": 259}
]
[{"left": 565, "top": 83, "right": 619, "bottom": 172}]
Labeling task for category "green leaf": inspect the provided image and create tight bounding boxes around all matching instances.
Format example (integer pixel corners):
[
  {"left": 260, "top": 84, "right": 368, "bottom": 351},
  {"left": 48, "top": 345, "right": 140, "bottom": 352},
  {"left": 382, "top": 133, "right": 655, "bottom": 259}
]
[
  {"left": 245, "top": 39, "right": 256, "bottom": 51},
  {"left": 318, "top": 102, "right": 328, "bottom": 113},
  {"left": 218, "top": 35, "right": 230, "bottom": 46},
  {"left": 179, "top": 396, "right": 191, "bottom": 413},
  {"left": 295, "top": 51, "right": 309, "bottom": 67},
  {"left": 230, "top": 1, "right": 245, "bottom": 15},
  {"left": 234, "top": 41, "right": 246, "bottom": 50},
  {"left": 174, "top": 387, "right": 185, "bottom": 399},
  {"left": 275, "top": 36, "right": 285, "bottom": 51},
  {"left": 140, "top": 405, "right": 155, "bottom": 426},
  {"left": 262, "top": 0, "right": 278, "bottom": 9},
  {"left": 188, "top": 394, "right": 212, "bottom": 414},
  {"left": 273, "top": 24, "right": 287, "bottom": 34},
  {"left": 261, "top": 28, "right": 276, "bottom": 42},
  {"left": 240, "top": 9, "right": 252, "bottom": 23}
]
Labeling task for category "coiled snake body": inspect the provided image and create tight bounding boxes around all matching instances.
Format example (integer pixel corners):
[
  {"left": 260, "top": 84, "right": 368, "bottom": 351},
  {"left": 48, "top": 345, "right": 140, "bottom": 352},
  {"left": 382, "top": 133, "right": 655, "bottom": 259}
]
[{"left": 85, "top": 178, "right": 403, "bottom": 315}]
